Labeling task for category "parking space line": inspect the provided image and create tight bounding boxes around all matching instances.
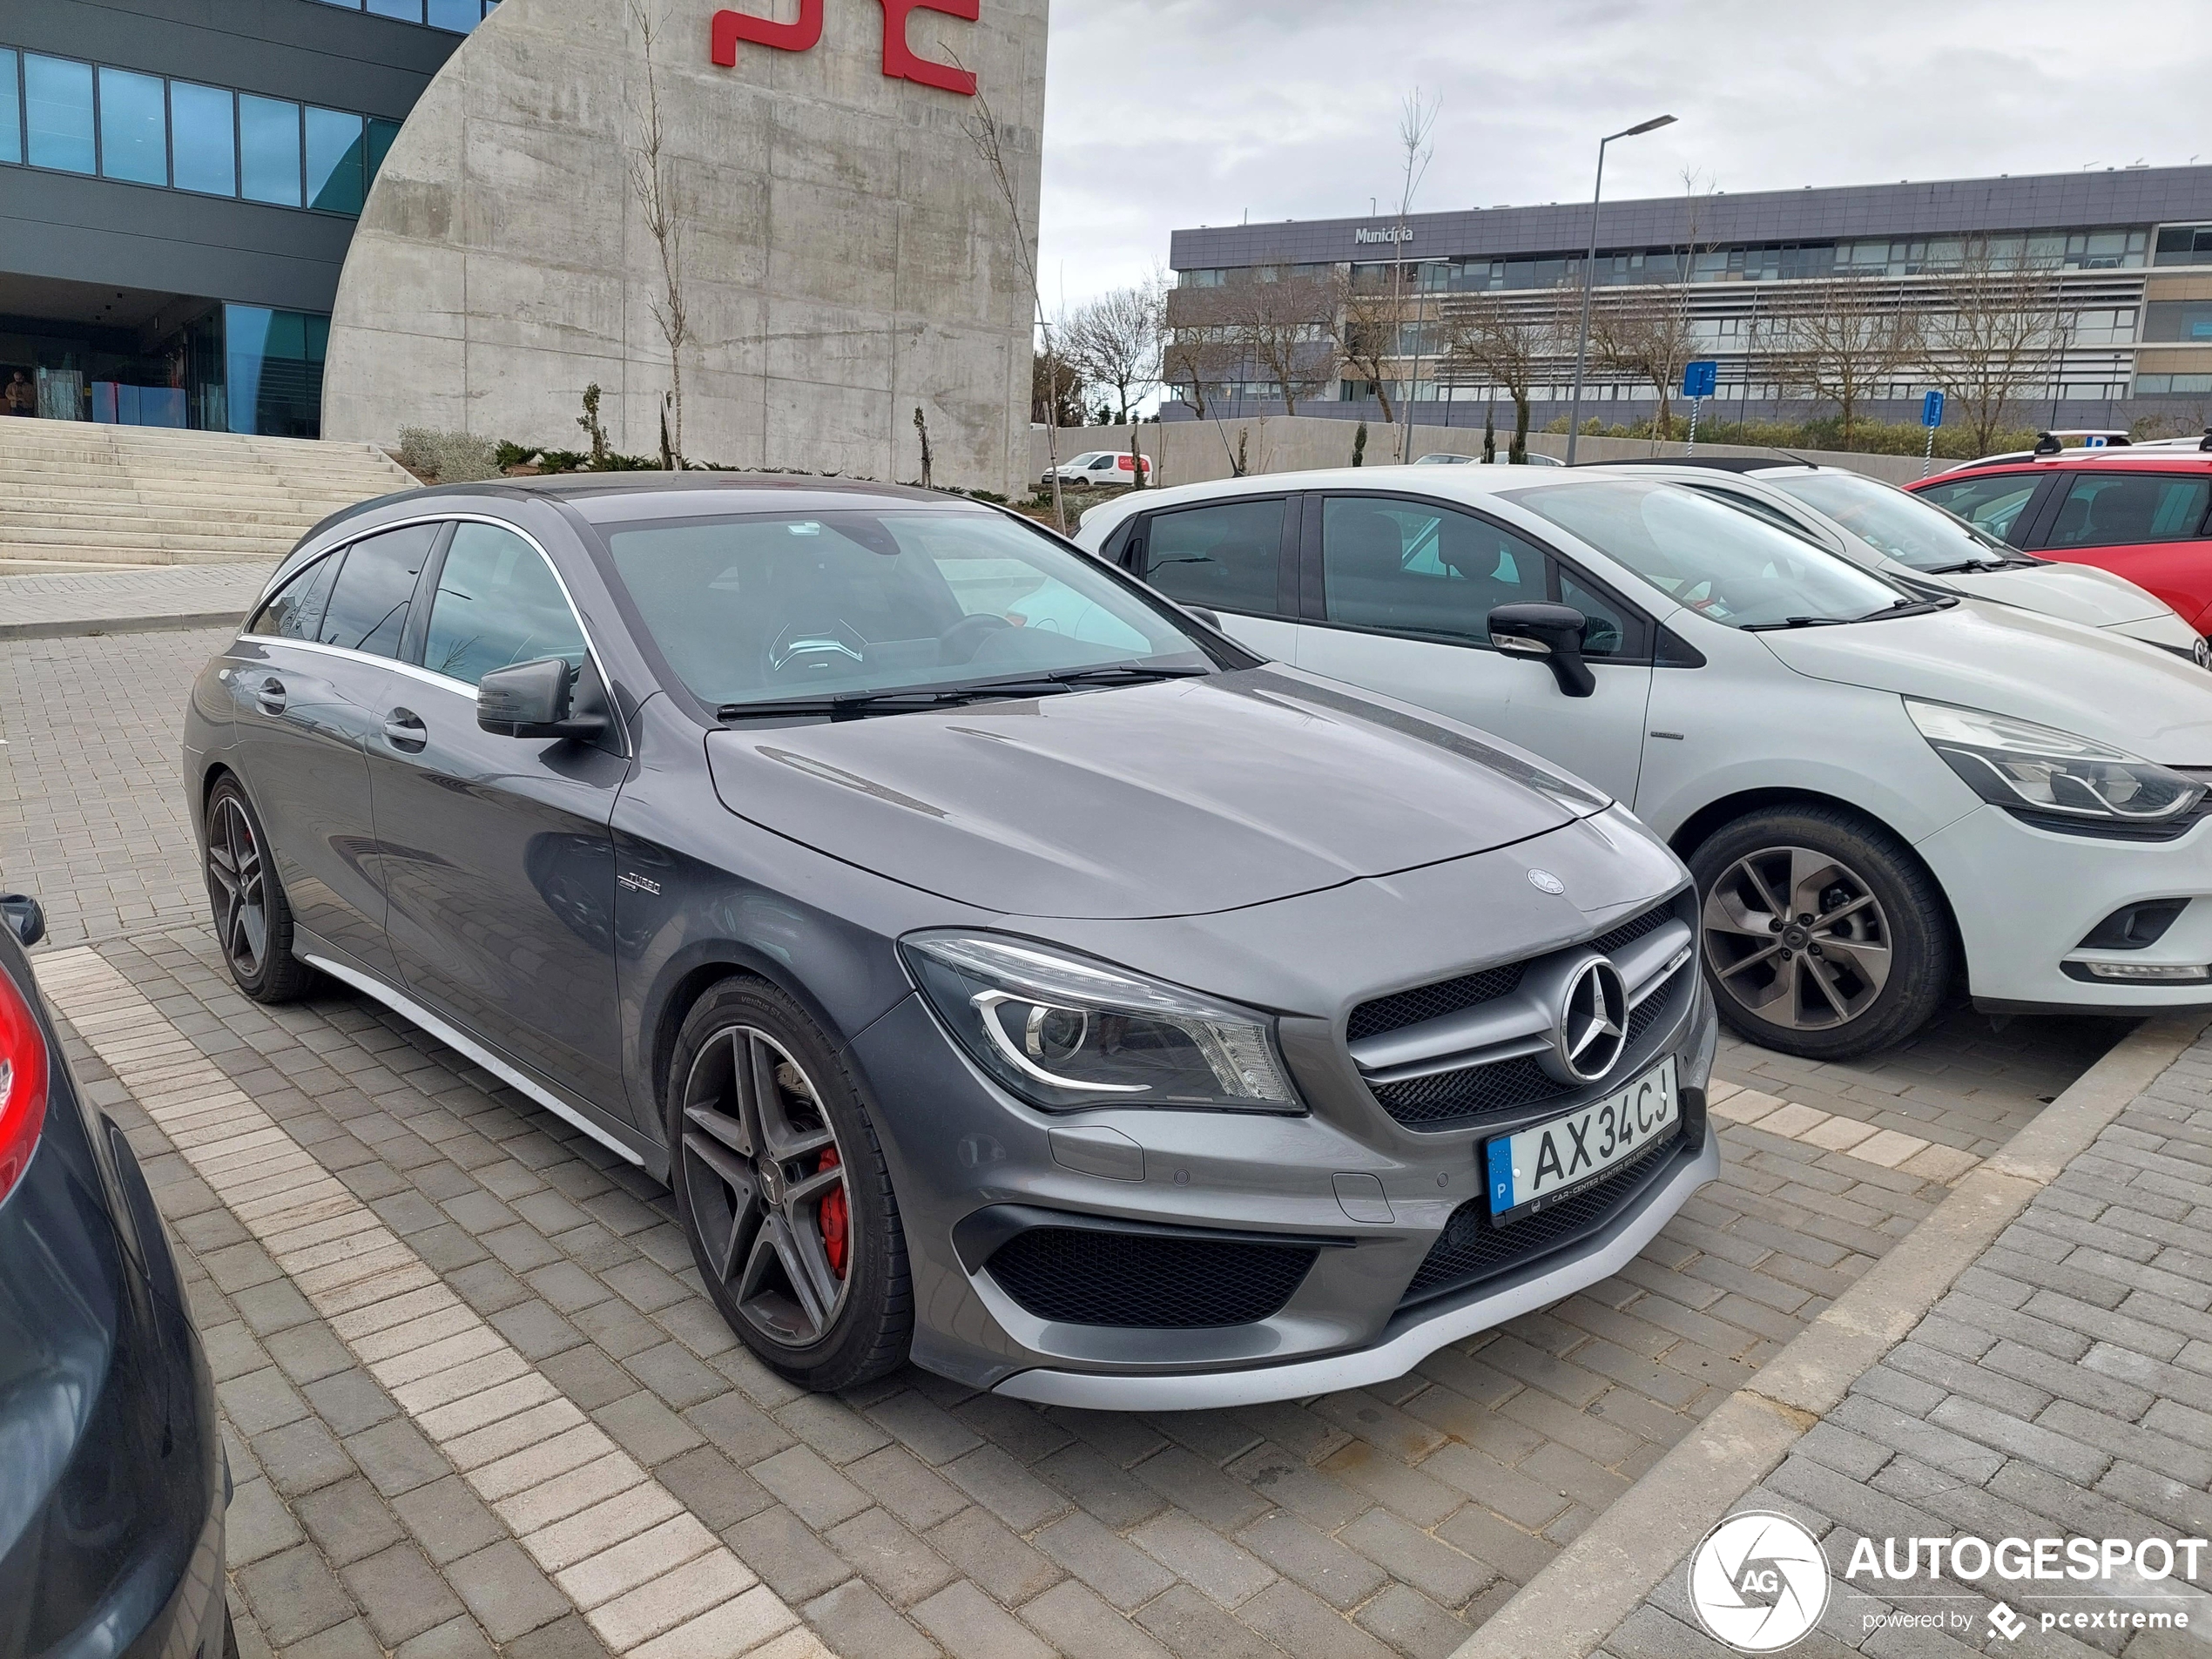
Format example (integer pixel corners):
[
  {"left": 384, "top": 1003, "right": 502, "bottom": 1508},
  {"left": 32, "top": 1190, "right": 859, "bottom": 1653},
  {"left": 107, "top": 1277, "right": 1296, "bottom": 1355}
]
[
  {"left": 37, "top": 948, "right": 826, "bottom": 1659},
  {"left": 1707, "top": 1081, "right": 1982, "bottom": 1183}
]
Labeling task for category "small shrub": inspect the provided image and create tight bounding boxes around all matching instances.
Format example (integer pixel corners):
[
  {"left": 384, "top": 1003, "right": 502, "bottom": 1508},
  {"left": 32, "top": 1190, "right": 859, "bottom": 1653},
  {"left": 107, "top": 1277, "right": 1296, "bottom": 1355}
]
[
  {"left": 494, "top": 441, "right": 539, "bottom": 470},
  {"left": 534, "top": 448, "right": 589, "bottom": 475},
  {"left": 396, "top": 428, "right": 501, "bottom": 483}
]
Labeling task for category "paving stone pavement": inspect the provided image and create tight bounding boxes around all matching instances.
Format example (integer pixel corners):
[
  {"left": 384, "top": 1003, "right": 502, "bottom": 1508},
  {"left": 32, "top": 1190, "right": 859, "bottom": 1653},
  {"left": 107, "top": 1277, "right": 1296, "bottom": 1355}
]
[
  {"left": 0, "top": 624, "right": 2133, "bottom": 1659},
  {"left": 0, "top": 561, "right": 273, "bottom": 637},
  {"left": 1591, "top": 1028, "right": 2212, "bottom": 1659}
]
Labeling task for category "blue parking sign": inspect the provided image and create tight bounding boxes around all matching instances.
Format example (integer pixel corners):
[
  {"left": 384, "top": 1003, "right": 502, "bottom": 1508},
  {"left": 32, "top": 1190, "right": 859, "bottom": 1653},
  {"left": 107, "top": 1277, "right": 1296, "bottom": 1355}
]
[
  {"left": 1682, "top": 360, "right": 1718, "bottom": 399},
  {"left": 1922, "top": 390, "right": 1946, "bottom": 428}
]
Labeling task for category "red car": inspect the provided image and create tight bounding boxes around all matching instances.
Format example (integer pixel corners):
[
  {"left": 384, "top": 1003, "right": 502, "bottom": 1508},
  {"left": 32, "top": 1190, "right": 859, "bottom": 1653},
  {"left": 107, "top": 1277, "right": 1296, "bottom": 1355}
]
[{"left": 1908, "top": 442, "right": 2212, "bottom": 636}]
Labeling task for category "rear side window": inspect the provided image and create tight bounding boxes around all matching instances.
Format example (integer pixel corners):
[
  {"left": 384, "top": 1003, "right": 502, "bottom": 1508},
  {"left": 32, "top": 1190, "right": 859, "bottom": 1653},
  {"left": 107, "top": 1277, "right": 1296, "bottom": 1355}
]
[
  {"left": 1141, "top": 499, "right": 1286, "bottom": 615},
  {"left": 249, "top": 554, "right": 340, "bottom": 640},
  {"left": 422, "top": 523, "right": 589, "bottom": 686},
  {"left": 319, "top": 524, "right": 437, "bottom": 658},
  {"left": 1918, "top": 472, "right": 2042, "bottom": 543},
  {"left": 2044, "top": 472, "right": 2212, "bottom": 550}
]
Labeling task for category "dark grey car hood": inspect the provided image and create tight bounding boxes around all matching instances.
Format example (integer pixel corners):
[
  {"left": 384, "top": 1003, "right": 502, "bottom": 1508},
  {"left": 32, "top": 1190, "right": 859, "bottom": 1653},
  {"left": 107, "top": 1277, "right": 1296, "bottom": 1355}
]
[{"left": 704, "top": 670, "right": 1592, "bottom": 920}]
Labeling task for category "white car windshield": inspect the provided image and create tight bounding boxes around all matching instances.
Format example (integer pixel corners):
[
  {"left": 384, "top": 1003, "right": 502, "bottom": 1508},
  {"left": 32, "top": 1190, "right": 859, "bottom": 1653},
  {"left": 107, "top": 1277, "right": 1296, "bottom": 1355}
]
[
  {"left": 604, "top": 509, "right": 1214, "bottom": 711},
  {"left": 1507, "top": 479, "right": 1915, "bottom": 629},
  {"left": 1763, "top": 470, "right": 2021, "bottom": 574}
]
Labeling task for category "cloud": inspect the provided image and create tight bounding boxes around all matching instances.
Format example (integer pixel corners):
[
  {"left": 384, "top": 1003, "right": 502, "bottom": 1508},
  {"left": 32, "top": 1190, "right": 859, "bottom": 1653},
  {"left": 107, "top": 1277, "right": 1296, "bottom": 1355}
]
[{"left": 1037, "top": 0, "right": 2212, "bottom": 309}]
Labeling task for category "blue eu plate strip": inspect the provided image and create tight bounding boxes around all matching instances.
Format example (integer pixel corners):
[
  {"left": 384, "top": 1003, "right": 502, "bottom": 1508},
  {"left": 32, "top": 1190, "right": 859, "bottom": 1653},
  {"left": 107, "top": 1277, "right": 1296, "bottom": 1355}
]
[{"left": 1487, "top": 1138, "right": 1514, "bottom": 1214}]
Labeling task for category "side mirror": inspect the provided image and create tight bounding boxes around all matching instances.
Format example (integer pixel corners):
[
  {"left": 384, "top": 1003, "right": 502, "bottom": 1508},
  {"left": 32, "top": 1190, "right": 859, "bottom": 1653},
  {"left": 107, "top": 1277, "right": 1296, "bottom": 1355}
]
[
  {"left": 0, "top": 894, "right": 45, "bottom": 949},
  {"left": 1184, "top": 605, "right": 1224, "bottom": 632},
  {"left": 477, "top": 658, "right": 607, "bottom": 740},
  {"left": 1488, "top": 603, "right": 1596, "bottom": 698}
]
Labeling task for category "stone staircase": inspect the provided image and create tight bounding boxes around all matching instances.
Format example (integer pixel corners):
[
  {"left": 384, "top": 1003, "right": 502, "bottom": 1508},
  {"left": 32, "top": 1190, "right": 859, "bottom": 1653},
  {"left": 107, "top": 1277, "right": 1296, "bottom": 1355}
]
[{"left": 0, "top": 422, "right": 420, "bottom": 566}]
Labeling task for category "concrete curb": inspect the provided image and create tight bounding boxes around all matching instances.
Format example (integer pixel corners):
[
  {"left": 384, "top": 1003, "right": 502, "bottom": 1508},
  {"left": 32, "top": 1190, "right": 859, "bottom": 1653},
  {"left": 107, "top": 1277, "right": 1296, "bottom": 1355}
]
[
  {"left": 0, "top": 610, "right": 242, "bottom": 642},
  {"left": 1450, "top": 1014, "right": 2209, "bottom": 1659}
]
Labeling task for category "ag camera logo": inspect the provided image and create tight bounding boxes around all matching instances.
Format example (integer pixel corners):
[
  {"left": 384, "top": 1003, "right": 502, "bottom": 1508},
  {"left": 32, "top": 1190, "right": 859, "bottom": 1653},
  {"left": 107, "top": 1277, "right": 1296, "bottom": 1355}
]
[{"left": 1689, "top": 1511, "right": 1832, "bottom": 1652}]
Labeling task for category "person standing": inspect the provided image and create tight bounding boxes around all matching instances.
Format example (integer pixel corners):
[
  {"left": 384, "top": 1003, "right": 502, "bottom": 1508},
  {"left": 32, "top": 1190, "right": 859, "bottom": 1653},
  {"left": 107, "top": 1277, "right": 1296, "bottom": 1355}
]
[{"left": 4, "top": 371, "right": 35, "bottom": 417}]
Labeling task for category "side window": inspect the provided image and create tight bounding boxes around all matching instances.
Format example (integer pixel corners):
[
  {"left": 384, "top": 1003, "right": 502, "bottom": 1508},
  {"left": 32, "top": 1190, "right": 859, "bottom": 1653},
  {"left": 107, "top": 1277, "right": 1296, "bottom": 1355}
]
[
  {"left": 249, "top": 554, "right": 340, "bottom": 641},
  {"left": 318, "top": 524, "right": 438, "bottom": 658},
  {"left": 2045, "top": 473, "right": 2212, "bottom": 550},
  {"left": 1141, "top": 498, "right": 1286, "bottom": 615},
  {"left": 1919, "top": 474, "right": 2041, "bottom": 544},
  {"left": 1318, "top": 496, "right": 1546, "bottom": 644},
  {"left": 422, "top": 523, "right": 589, "bottom": 686},
  {"left": 1556, "top": 569, "right": 1644, "bottom": 659}
]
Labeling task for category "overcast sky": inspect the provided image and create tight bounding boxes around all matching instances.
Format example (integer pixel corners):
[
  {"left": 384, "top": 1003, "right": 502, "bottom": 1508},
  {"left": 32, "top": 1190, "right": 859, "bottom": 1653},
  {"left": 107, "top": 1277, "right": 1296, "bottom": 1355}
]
[{"left": 1035, "top": 0, "right": 2212, "bottom": 313}]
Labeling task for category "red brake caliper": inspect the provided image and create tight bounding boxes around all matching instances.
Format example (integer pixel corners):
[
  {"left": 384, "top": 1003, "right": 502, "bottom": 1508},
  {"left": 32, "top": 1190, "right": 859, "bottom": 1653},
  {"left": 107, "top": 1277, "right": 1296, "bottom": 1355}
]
[{"left": 817, "top": 1146, "right": 847, "bottom": 1278}]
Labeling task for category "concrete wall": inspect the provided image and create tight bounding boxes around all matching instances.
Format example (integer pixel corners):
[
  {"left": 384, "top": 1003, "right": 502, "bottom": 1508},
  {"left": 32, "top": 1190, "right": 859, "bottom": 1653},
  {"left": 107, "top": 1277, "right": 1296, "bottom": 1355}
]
[
  {"left": 323, "top": 0, "right": 1047, "bottom": 493},
  {"left": 1033, "top": 418, "right": 1939, "bottom": 489}
]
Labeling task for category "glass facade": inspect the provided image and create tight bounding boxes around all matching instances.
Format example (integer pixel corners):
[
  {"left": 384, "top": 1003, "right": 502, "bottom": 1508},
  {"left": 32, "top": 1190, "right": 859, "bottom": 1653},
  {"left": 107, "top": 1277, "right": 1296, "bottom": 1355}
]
[
  {"left": 222, "top": 305, "right": 329, "bottom": 438},
  {"left": 314, "top": 0, "right": 499, "bottom": 32},
  {"left": 2157, "top": 225, "right": 2212, "bottom": 266},
  {"left": 0, "top": 46, "right": 401, "bottom": 217}
]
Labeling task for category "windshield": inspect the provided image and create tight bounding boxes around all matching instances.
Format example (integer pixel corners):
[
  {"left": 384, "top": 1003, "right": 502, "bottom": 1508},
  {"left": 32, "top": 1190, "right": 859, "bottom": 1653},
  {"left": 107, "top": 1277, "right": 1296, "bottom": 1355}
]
[
  {"left": 1763, "top": 470, "right": 2020, "bottom": 572},
  {"left": 1507, "top": 479, "right": 1911, "bottom": 628},
  {"left": 602, "top": 508, "right": 1215, "bottom": 711}
]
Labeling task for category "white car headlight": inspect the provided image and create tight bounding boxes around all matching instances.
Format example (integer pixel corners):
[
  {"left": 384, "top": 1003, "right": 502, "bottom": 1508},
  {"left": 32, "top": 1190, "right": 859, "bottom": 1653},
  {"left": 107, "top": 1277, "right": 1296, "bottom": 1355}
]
[
  {"left": 1906, "top": 699, "right": 2207, "bottom": 827},
  {"left": 901, "top": 933, "right": 1299, "bottom": 1113}
]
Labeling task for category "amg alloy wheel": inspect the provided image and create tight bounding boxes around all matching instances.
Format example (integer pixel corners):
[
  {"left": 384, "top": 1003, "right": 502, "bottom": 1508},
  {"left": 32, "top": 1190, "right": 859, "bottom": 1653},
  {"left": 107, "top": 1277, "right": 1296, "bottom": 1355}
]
[
  {"left": 679, "top": 1026, "right": 852, "bottom": 1348},
  {"left": 203, "top": 779, "right": 313, "bottom": 1003},
  {"left": 1690, "top": 806, "right": 1952, "bottom": 1060},
  {"left": 668, "top": 979, "right": 911, "bottom": 1389}
]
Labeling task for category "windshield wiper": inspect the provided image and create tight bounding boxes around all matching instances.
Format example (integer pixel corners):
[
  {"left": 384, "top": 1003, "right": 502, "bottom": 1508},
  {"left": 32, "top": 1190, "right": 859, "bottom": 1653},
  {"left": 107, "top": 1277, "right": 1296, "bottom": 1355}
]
[
  {"left": 718, "top": 679, "right": 1074, "bottom": 721},
  {"left": 1741, "top": 615, "right": 1851, "bottom": 631},
  {"left": 1743, "top": 597, "right": 1955, "bottom": 631},
  {"left": 1045, "top": 663, "right": 1212, "bottom": 686},
  {"left": 1921, "top": 557, "right": 2011, "bottom": 574}
]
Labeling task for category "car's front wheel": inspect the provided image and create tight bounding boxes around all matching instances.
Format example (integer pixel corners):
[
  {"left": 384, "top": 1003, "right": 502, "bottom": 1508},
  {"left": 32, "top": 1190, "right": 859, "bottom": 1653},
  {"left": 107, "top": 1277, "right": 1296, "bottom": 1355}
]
[
  {"left": 203, "top": 776, "right": 314, "bottom": 1004},
  {"left": 1690, "top": 805, "right": 1954, "bottom": 1060},
  {"left": 667, "top": 978, "right": 912, "bottom": 1391}
]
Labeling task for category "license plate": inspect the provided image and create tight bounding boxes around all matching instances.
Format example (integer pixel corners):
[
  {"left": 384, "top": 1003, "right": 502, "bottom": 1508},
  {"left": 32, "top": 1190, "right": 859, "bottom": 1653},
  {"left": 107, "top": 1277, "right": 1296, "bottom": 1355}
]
[{"left": 1486, "top": 1057, "right": 1677, "bottom": 1224}]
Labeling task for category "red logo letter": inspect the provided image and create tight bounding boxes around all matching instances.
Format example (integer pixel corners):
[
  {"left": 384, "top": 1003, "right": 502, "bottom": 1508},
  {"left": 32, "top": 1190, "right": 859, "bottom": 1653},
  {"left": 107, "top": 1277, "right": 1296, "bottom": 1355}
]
[
  {"left": 711, "top": 0, "right": 825, "bottom": 68},
  {"left": 877, "top": 0, "right": 979, "bottom": 97}
]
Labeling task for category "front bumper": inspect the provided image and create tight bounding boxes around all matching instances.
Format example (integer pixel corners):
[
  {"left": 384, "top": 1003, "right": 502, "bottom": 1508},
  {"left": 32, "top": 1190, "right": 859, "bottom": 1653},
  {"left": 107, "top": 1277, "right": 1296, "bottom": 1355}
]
[
  {"left": 1919, "top": 801, "right": 2212, "bottom": 1009},
  {"left": 847, "top": 961, "right": 1719, "bottom": 1406}
]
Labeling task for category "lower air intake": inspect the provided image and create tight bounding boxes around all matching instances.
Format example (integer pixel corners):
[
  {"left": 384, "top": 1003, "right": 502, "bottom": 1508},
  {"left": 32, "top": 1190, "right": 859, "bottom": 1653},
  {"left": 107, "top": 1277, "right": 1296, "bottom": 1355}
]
[{"left": 986, "top": 1227, "right": 1318, "bottom": 1329}]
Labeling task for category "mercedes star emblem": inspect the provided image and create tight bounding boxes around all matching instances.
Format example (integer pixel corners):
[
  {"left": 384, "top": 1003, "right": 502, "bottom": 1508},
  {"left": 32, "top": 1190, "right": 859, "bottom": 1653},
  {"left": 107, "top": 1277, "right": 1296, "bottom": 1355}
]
[
  {"left": 1555, "top": 957, "right": 1629, "bottom": 1082},
  {"left": 1527, "top": 869, "right": 1567, "bottom": 895}
]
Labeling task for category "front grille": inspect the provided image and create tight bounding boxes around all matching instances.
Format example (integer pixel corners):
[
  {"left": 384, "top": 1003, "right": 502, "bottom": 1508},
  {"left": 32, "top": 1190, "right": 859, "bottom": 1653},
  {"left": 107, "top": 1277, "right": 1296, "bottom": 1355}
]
[
  {"left": 1593, "top": 900, "right": 1676, "bottom": 955},
  {"left": 1400, "top": 1130, "right": 1684, "bottom": 1307},
  {"left": 1348, "top": 963, "right": 1523, "bottom": 1043},
  {"left": 985, "top": 1228, "right": 1318, "bottom": 1329},
  {"left": 1371, "top": 1055, "right": 1560, "bottom": 1126}
]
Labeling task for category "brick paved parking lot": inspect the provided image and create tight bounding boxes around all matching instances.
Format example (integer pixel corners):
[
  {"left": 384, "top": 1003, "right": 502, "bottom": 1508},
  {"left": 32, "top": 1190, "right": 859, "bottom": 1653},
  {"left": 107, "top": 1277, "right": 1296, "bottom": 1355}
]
[{"left": 0, "top": 624, "right": 2137, "bottom": 1659}]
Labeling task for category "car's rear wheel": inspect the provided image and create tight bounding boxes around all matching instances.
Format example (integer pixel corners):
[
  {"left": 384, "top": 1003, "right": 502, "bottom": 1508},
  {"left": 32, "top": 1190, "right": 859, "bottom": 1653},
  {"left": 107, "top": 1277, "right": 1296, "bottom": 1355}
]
[
  {"left": 667, "top": 978, "right": 912, "bottom": 1391},
  {"left": 1690, "top": 805, "right": 1953, "bottom": 1060},
  {"left": 203, "top": 777, "right": 314, "bottom": 1004}
]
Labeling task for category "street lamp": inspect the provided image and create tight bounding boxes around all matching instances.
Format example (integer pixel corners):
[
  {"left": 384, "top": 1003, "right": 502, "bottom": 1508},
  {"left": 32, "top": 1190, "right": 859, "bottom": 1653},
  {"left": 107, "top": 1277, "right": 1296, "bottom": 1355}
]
[{"left": 1564, "top": 113, "right": 1676, "bottom": 465}]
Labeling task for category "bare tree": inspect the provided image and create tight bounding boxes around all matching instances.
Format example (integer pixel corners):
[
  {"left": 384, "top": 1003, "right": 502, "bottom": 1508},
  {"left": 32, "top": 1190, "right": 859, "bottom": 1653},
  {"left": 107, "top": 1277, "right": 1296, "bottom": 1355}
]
[
  {"left": 625, "top": 0, "right": 689, "bottom": 462},
  {"left": 1329, "top": 267, "right": 1401, "bottom": 423},
  {"left": 1390, "top": 89, "right": 1440, "bottom": 462},
  {"left": 1229, "top": 272, "right": 1334, "bottom": 415},
  {"left": 1594, "top": 174, "right": 1712, "bottom": 438},
  {"left": 1445, "top": 287, "right": 1575, "bottom": 462},
  {"left": 1778, "top": 274, "right": 1920, "bottom": 448},
  {"left": 1062, "top": 278, "right": 1165, "bottom": 427},
  {"left": 963, "top": 80, "right": 1063, "bottom": 528},
  {"left": 1033, "top": 350, "right": 1082, "bottom": 427},
  {"left": 1928, "top": 239, "right": 2065, "bottom": 455}
]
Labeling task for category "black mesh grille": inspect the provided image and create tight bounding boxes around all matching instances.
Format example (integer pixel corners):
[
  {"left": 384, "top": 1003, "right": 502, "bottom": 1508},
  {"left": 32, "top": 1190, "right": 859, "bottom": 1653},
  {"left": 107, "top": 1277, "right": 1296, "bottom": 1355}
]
[
  {"left": 1348, "top": 963, "right": 1523, "bottom": 1043},
  {"left": 1371, "top": 1055, "right": 1561, "bottom": 1127},
  {"left": 1593, "top": 900, "right": 1677, "bottom": 956},
  {"left": 986, "top": 1229, "right": 1318, "bottom": 1329},
  {"left": 1402, "top": 1130, "right": 1684, "bottom": 1306}
]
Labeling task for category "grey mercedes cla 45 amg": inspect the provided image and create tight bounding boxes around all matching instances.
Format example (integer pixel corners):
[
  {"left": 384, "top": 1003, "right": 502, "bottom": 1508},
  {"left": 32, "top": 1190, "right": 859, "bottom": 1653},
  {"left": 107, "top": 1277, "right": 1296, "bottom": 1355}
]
[{"left": 182, "top": 476, "right": 1719, "bottom": 1408}]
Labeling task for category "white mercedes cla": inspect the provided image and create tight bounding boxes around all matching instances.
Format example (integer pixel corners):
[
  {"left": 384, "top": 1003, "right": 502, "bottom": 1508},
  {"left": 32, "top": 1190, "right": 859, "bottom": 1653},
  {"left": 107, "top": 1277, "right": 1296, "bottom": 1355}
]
[{"left": 1078, "top": 468, "right": 2212, "bottom": 1057}]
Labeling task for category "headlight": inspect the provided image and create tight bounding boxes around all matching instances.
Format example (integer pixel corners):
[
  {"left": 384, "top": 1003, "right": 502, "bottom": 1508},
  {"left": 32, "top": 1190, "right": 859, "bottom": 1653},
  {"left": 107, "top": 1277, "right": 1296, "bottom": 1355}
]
[
  {"left": 1906, "top": 700, "right": 2206, "bottom": 826},
  {"left": 901, "top": 933, "right": 1299, "bottom": 1113}
]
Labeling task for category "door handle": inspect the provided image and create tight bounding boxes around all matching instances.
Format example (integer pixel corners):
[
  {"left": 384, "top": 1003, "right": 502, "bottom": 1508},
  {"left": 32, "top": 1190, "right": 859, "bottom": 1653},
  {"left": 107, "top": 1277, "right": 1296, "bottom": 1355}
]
[
  {"left": 382, "top": 709, "right": 428, "bottom": 752},
  {"left": 254, "top": 677, "right": 287, "bottom": 714}
]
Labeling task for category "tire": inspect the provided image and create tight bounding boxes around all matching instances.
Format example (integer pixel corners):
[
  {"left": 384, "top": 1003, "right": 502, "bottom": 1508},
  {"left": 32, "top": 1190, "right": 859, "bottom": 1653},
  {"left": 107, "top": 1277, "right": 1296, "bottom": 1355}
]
[
  {"left": 1689, "top": 804, "right": 1954, "bottom": 1061},
  {"left": 203, "top": 776, "right": 315, "bottom": 1004},
  {"left": 666, "top": 977, "right": 912, "bottom": 1391}
]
